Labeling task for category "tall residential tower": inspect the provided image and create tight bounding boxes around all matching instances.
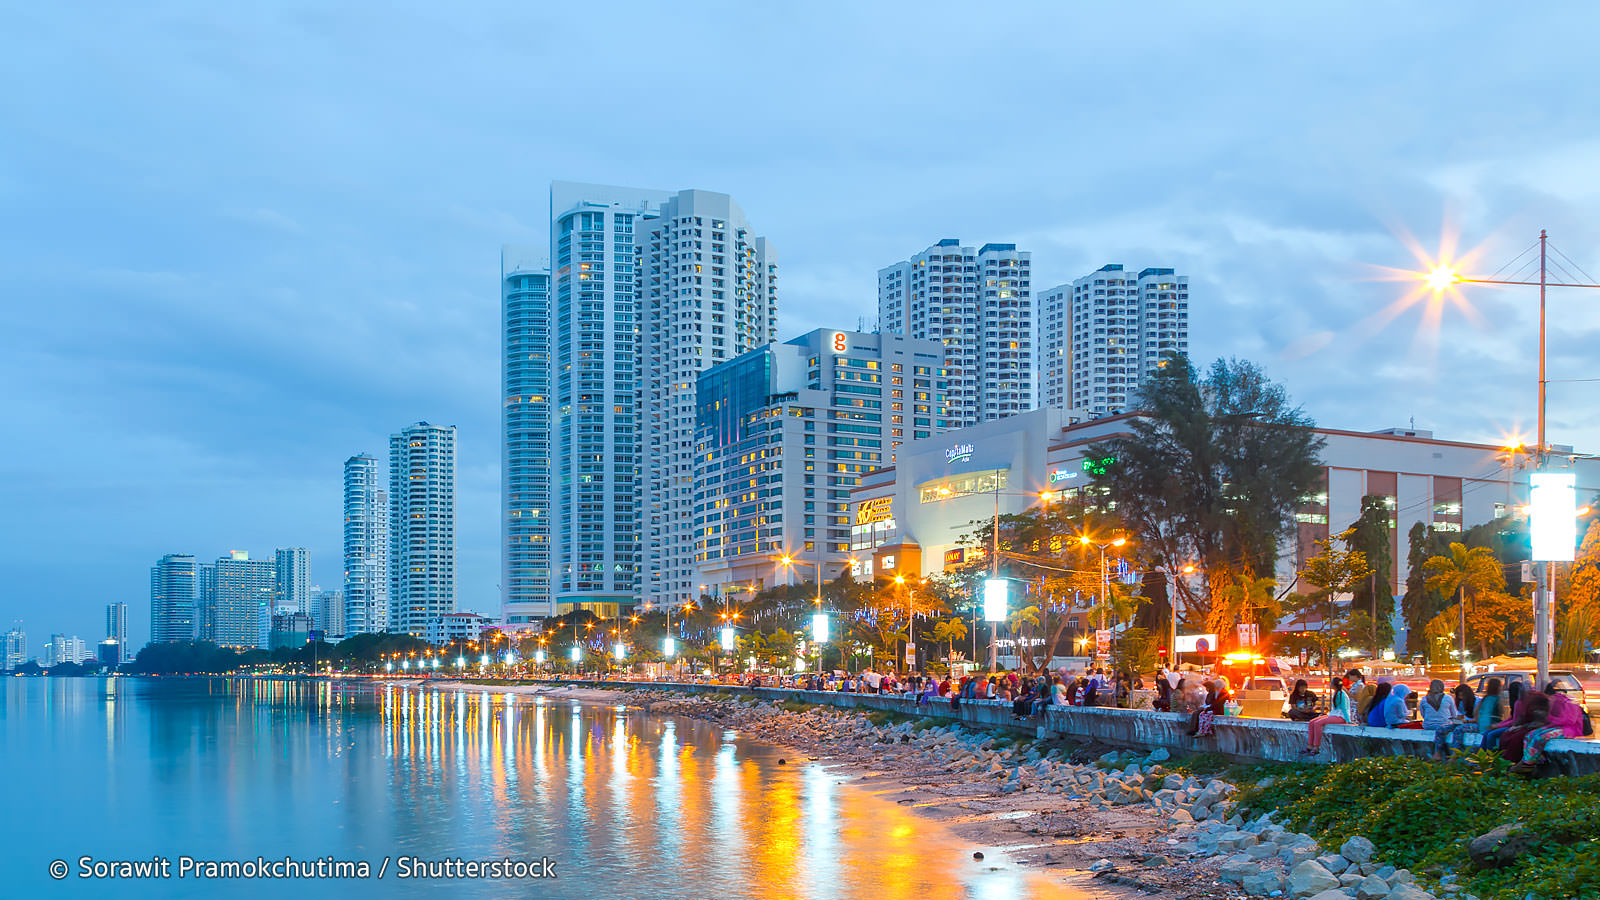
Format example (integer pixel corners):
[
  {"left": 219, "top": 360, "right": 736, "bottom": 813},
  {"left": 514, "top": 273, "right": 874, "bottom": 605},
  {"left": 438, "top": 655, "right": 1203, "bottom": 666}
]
[
  {"left": 149, "top": 553, "right": 197, "bottom": 644},
  {"left": 389, "top": 422, "right": 457, "bottom": 637},
  {"left": 274, "top": 547, "right": 309, "bottom": 615},
  {"left": 878, "top": 239, "right": 1032, "bottom": 426},
  {"left": 1040, "top": 265, "right": 1189, "bottom": 418},
  {"left": 502, "top": 247, "right": 555, "bottom": 626},
  {"left": 640, "top": 190, "right": 777, "bottom": 608},
  {"left": 342, "top": 454, "right": 389, "bottom": 635},
  {"left": 548, "top": 183, "right": 671, "bottom": 616}
]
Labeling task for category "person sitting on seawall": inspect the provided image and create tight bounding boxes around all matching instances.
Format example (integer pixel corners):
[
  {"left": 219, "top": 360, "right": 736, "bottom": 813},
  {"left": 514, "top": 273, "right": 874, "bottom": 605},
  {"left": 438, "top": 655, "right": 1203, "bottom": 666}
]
[
  {"left": 1381, "top": 683, "right": 1416, "bottom": 728},
  {"left": 1419, "top": 679, "right": 1468, "bottom": 759},
  {"left": 1189, "top": 678, "right": 1231, "bottom": 737},
  {"left": 1285, "top": 679, "right": 1320, "bottom": 722},
  {"left": 1498, "top": 689, "right": 1551, "bottom": 766},
  {"left": 1011, "top": 680, "right": 1035, "bottom": 719},
  {"left": 1363, "top": 681, "right": 1394, "bottom": 728},
  {"left": 1153, "top": 667, "right": 1173, "bottom": 712},
  {"left": 1479, "top": 681, "right": 1526, "bottom": 750},
  {"left": 1302, "top": 674, "right": 1355, "bottom": 755},
  {"left": 1353, "top": 671, "right": 1380, "bottom": 723},
  {"left": 1510, "top": 684, "right": 1588, "bottom": 776},
  {"left": 1453, "top": 682, "right": 1476, "bottom": 722}
]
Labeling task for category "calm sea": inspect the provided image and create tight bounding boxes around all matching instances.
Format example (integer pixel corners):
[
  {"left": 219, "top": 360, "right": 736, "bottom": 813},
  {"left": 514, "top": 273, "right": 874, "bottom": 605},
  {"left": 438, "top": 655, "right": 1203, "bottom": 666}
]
[{"left": 0, "top": 678, "right": 1088, "bottom": 899}]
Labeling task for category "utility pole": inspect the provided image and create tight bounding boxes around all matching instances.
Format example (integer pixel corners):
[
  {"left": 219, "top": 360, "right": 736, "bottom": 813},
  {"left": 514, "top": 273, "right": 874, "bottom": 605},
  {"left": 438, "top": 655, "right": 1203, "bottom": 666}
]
[
  {"left": 991, "top": 479, "right": 1000, "bottom": 672},
  {"left": 1536, "top": 230, "right": 1550, "bottom": 692}
]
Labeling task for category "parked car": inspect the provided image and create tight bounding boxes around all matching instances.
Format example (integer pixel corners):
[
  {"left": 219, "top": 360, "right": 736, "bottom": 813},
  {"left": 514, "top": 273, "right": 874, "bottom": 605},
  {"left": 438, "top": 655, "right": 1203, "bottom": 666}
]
[{"left": 1468, "top": 669, "right": 1590, "bottom": 712}]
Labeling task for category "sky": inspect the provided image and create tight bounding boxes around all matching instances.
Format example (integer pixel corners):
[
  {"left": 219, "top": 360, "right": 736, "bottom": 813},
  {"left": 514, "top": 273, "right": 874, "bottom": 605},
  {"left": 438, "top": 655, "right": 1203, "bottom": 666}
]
[{"left": 4, "top": 3, "right": 1599, "bottom": 649}]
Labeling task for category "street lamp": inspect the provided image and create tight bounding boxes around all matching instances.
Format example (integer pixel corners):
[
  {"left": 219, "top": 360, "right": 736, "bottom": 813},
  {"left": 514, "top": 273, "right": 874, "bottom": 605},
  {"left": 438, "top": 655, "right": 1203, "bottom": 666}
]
[
  {"left": 1420, "top": 230, "right": 1600, "bottom": 689},
  {"left": 1079, "top": 534, "right": 1129, "bottom": 660}
]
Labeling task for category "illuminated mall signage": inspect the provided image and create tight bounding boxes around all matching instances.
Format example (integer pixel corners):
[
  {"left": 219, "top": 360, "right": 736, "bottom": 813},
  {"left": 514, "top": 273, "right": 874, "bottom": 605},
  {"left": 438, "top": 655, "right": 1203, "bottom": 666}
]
[
  {"left": 829, "top": 332, "right": 848, "bottom": 354},
  {"left": 1048, "top": 469, "right": 1079, "bottom": 484},
  {"left": 1081, "top": 455, "right": 1117, "bottom": 476},
  {"left": 855, "top": 496, "right": 893, "bottom": 526},
  {"left": 943, "top": 548, "right": 965, "bottom": 567},
  {"left": 945, "top": 443, "right": 975, "bottom": 464}
]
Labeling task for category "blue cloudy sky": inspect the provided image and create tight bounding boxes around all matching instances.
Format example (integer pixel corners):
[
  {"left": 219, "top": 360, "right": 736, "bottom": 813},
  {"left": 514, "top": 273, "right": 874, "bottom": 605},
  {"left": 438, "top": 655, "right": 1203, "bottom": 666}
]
[{"left": 4, "top": 3, "right": 1599, "bottom": 648}]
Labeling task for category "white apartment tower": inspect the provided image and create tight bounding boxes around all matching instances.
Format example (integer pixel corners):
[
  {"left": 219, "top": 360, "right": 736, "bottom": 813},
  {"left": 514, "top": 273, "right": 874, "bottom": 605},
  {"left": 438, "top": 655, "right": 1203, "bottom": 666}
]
[
  {"left": 1042, "top": 265, "right": 1189, "bottom": 418},
  {"left": 274, "top": 547, "right": 309, "bottom": 615},
  {"left": 549, "top": 183, "right": 672, "bottom": 616},
  {"left": 641, "top": 190, "right": 777, "bottom": 608},
  {"left": 878, "top": 239, "right": 1032, "bottom": 427},
  {"left": 502, "top": 247, "right": 555, "bottom": 625},
  {"left": 388, "top": 422, "right": 457, "bottom": 637},
  {"left": 342, "top": 454, "right": 389, "bottom": 635}
]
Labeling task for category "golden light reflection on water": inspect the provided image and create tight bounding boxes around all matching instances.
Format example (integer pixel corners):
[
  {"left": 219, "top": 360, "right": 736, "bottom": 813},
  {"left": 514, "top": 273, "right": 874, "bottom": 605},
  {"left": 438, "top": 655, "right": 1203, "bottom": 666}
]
[
  {"left": 5, "top": 678, "right": 1090, "bottom": 900},
  {"left": 373, "top": 684, "right": 1082, "bottom": 900}
]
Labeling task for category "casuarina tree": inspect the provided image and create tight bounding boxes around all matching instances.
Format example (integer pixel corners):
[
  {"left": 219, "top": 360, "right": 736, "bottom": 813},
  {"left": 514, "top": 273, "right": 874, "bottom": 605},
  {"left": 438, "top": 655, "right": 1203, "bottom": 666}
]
[{"left": 1087, "top": 355, "right": 1324, "bottom": 641}]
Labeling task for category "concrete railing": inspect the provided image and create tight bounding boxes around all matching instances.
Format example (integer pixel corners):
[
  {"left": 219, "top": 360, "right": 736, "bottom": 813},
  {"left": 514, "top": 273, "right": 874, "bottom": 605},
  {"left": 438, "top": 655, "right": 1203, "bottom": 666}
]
[{"left": 528, "top": 679, "right": 1600, "bottom": 774}]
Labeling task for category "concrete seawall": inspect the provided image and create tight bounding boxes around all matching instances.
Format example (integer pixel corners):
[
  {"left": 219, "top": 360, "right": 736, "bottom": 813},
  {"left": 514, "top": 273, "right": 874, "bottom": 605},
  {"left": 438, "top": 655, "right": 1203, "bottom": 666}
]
[{"left": 540, "top": 679, "right": 1600, "bottom": 774}]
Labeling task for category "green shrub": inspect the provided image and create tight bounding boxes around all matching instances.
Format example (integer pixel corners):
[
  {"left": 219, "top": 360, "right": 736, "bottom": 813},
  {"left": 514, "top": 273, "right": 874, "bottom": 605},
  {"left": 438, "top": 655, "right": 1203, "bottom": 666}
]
[{"left": 1235, "top": 755, "right": 1600, "bottom": 900}]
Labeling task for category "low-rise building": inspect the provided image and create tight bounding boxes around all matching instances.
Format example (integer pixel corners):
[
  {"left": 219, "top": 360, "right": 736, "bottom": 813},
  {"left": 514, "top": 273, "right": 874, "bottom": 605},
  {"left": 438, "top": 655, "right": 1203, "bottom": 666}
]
[
  {"left": 850, "top": 412, "right": 1600, "bottom": 648},
  {"left": 425, "top": 612, "right": 496, "bottom": 647}
]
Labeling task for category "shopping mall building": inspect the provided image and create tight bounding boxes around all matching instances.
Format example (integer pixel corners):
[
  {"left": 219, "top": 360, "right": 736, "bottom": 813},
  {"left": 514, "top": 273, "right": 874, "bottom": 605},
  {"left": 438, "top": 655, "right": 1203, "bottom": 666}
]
[{"left": 849, "top": 408, "right": 1599, "bottom": 644}]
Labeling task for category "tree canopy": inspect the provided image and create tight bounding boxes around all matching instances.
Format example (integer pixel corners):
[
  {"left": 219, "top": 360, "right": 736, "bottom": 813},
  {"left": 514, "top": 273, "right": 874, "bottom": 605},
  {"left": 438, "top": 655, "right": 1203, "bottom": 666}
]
[{"left": 1087, "top": 354, "right": 1324, "bottom": 637}]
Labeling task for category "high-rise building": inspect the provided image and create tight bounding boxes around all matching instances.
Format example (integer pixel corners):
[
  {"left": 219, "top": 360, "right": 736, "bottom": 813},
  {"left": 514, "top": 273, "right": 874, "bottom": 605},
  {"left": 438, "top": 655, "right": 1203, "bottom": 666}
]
[
  {"left": 43, "top": 634, "right": 90, "bottom": 666},
  {"left": 878, "top": 239, "right": 1032, "bottom": 426},
  {"left": 389, "top": 422, "right": 457, "bottom": 637},
  {"left": 544, "top": 182, "right": 776, "bottom": 614},
  {"left": 311, "top": 587, "right": 345, "bottom": 638},
  {"left": 150, "top": 553, "right": 197, "bottom": 644},
  {"left": 692, "top": 329, "right": 949, "bottom": 595},
  {"left": 342, "top": 454, "right": 389, "bottom": 635},
  {"left": 641, "top": 189, "right": 777, "bottom": 609},
  {"left": 211, "top": 550, "right": 275, "bottom": 650},
  {"left": 549, "top": 183, "right": 671, "bottom": 616},
  {"left": 3, "top": 624, "right": 26, "bottom": 671},
  {"left": 274, "top": 548, "right": 309, "bottom": 615},
  {"left": 104, "top": 602, "right": 127, "bottom": 663},
  {"left": 502, "top": 247, "right": 555, "bottom": 626},
  {"left": 97, "top": 639, "right": 121, "bottom": 667},
  {"left": 1042, "top": 264, "right": 1189, "bottom": 418},
  {"left": 195, "top": 560, "right": 216, "bottom": 640}
]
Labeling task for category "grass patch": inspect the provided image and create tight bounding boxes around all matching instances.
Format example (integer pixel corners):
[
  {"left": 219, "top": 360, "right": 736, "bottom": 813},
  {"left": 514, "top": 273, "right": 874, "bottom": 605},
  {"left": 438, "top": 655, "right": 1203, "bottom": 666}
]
[{"left": 1234, "top": 752, "right": 1600, "bottom": 900}]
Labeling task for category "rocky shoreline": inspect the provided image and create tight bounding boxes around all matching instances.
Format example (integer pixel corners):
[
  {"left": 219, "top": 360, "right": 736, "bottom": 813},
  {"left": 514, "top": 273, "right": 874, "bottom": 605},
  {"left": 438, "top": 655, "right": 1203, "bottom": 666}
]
[{"left": 616, "top": 690, "right": 1466, "bottom": 900}]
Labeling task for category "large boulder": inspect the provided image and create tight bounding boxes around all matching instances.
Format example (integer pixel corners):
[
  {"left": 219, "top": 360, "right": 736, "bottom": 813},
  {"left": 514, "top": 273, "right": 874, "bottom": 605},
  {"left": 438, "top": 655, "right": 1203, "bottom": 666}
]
[
  {"left": 1385, "top": 885, "right": 1432, "bottom": 900},
  {"left": 1307, "top": 891, "right": 1355, "bottom": 900},
  {"left": 1466, "top": 823, "right": 1532, "bottom": 869},
  {"left": 1354, "top": 874, "right": 1391, "bottom": 900},
  {"left": 1220, "top": 855, "right": 1258, "bottom": 884},
  {"left": 1287, "top": 860, "right": 1341, "bottom": 898},
  {"left": 1340, "top": 836, "right": 1376, "bottom": 864},
  {"left": 1243, "top": 869, "right": 1286, "bottom": 896}
]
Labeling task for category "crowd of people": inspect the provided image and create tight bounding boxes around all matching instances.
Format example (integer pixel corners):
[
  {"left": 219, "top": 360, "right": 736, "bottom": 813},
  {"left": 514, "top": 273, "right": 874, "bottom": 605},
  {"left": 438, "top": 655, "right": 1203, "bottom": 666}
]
[
  {"left": 1291, "top": 669, "right": 1594, "bottom": 775},
  {"left": 750, "top": 665, "right": 1595, "bottom": 775}
]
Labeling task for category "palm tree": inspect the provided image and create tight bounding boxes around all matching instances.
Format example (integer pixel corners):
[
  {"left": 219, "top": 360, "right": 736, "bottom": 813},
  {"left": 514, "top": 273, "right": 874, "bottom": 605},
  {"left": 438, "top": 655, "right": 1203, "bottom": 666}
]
[
  {"left": 924, "top": 617, "right": 968, "bottom": 669},
  {"left": 1423, "top": 542, "right": 1507, "bottom": 659}
]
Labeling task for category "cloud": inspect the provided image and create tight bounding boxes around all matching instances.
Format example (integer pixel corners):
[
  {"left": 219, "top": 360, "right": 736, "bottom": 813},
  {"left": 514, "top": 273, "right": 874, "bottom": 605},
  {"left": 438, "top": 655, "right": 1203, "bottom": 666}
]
[{"left": 3, "top": 1, "right": 1599, "bottom": 646}]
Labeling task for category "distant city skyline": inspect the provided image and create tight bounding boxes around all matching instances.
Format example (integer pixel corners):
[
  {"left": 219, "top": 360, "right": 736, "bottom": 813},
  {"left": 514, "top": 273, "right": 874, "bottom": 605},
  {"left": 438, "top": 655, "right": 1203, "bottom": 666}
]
[{"left": 6, "top": 5, "right": 1600, "bottom": 643}]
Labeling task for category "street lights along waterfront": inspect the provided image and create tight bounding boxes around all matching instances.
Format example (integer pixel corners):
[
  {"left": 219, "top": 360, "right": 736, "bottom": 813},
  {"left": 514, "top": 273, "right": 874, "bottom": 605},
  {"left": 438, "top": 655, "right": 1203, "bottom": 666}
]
[{"left": 1421, "top": 229, "right": 1599, "bottom": 691}]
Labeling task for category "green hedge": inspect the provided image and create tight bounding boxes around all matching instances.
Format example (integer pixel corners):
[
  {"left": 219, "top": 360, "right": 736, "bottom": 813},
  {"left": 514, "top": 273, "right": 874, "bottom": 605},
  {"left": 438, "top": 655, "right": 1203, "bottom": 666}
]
[{"left": 1236, "top": 754, "right": 1600, "bottom": 900}]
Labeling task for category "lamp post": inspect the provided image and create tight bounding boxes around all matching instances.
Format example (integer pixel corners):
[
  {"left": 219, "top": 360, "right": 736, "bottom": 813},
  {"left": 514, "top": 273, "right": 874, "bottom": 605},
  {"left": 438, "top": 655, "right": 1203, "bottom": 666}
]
[
  {"left": 1422, "top": 231, "right": 1600, "bottom": 690},
  {"left": 1079, "top": 534, "right": 1128, "bottom": 663},
  {"left": 933, "top": 481, "right": 1055, "bottom": 672}
]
